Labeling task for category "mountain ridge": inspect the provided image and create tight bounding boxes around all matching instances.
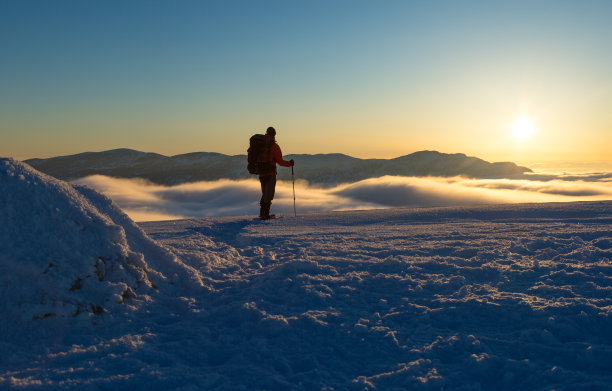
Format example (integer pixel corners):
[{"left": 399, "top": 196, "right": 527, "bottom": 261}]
[{"left": 25, "top": 148, "right": 532, "bottom": 186}]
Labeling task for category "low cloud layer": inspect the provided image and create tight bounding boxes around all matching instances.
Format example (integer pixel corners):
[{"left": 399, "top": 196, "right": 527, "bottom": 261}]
[{"left": 75, "top": 175, "right": 612, "bottom": 222}]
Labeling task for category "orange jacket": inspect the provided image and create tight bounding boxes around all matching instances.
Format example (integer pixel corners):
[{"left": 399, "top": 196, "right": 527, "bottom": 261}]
[{"left": 260, "top": 135, "right": 292, "bottom": 177}]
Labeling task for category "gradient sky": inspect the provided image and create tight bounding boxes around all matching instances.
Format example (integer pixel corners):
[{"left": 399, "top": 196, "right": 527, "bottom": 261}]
[{"left": 1, "top": 0, "right": 611, "bottom": 166}]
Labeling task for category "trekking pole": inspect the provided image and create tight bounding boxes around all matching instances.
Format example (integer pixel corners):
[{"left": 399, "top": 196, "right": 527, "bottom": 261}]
[{"left": 292, "top": 165, "right": 297, "bottom": 218}]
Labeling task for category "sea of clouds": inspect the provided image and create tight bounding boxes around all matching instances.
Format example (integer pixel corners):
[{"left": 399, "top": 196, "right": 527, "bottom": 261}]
[{"left": 74, "top": 173, "right": 612, "bottom": 222}]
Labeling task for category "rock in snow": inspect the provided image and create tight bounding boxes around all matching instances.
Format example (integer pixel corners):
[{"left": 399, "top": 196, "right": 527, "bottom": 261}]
[{"left": 0, "top": 158, "right": 611, "bottom": 390}]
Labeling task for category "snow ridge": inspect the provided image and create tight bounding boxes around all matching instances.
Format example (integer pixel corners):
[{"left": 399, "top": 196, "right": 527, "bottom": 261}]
[{"left": 0, "top": 158, "right": 200, "bottom": 335}]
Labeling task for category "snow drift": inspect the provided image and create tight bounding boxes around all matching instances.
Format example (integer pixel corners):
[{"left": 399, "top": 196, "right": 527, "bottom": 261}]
[{"left": 0, "top": 158, "right": 200, "bottom": 330}]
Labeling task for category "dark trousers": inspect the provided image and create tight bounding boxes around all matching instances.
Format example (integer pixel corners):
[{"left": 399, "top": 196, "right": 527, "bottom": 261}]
[{"left": 259, "top": 175, "right": 276, "bottom": 204}]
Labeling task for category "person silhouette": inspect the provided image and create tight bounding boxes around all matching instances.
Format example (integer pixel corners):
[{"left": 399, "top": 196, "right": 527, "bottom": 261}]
[{"left": 257, "top": 126, "right": 294, "bottom": 220}]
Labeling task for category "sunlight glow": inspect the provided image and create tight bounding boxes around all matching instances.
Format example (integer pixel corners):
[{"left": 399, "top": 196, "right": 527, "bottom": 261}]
[{"left": 510, "top": 117, "right": 535, "bottom": 140}]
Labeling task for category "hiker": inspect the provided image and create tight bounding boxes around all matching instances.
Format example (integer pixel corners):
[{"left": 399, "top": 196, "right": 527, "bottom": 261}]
[{"left": 258, "top": 126, "right": 294, "bottom": 220}]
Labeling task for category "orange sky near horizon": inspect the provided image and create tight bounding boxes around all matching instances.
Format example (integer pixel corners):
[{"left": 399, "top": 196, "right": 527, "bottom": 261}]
[{"left": 1, "top": 2, "right": 611, "bottom": 169}]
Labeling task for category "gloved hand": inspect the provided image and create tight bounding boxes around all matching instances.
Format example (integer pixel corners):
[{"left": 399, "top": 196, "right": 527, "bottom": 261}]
[{"left": 290, "top": 159, "right": 295, "bottom": 166}]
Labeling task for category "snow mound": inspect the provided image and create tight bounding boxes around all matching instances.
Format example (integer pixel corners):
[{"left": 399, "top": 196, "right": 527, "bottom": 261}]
[{"left": 0, "top": 158, "right": 201, "bottom": 325}]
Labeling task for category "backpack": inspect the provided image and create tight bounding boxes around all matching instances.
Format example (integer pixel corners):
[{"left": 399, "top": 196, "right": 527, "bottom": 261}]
[{"left": 247, "top": 134, "right": 275, "bottom": 175}]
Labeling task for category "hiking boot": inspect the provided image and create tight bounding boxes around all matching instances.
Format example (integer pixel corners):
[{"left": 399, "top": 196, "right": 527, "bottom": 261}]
[{"left": 259, "top": 202, "right": 271, "bottom": 220}]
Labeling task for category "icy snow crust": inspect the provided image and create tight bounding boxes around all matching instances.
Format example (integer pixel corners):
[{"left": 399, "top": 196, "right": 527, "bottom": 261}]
[
  {"left": 0, "top": 158, "right": 200, "bottom": 339},
  {"left": 1, "top": 158, "right": 611, "bottom": 390}
]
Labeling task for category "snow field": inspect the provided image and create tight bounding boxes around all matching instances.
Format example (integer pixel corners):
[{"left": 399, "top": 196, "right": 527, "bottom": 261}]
[
  {"left": 0, "top": 156, "right": 611, "bottom": 390},
  {"left": 137, "top": 203, "right": 612, "bottom": 390}
]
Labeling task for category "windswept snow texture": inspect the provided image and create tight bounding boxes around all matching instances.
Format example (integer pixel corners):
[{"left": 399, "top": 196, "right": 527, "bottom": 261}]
[
  {"left": 1, "top": 173, "right": 611, "bottom": 390},
  {"left": 0, "top": 158, "right": 200, "bottom": 342}
]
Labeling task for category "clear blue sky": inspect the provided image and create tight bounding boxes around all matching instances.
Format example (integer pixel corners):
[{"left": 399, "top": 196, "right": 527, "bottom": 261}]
[{"left": 1, "top": 0, "right": 611, "bottom": 164}]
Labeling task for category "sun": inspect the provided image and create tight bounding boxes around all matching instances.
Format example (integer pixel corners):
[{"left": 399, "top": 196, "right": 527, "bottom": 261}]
[{"left": 510, "top": 117, "right": 535, "bottom": 140}]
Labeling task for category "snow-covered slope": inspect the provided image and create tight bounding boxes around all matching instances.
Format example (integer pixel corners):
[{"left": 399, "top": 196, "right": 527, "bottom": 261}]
[
  {"left": 0, "top": 158, "right": 200, "bottom": 337},
  {"left": 0, "top": 188, "right": 612, "bottom": 390},
  {"left": 139, "top": 203, "right": 612, "bottom": 390},
  {"left": 1, "top": 159, "right": 610, "bottom": 390}
]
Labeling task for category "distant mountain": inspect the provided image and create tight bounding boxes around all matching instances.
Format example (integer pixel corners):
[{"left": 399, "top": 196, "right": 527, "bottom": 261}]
[{"left": 25, "top": 148, "right": 532, "bottom": 186}]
